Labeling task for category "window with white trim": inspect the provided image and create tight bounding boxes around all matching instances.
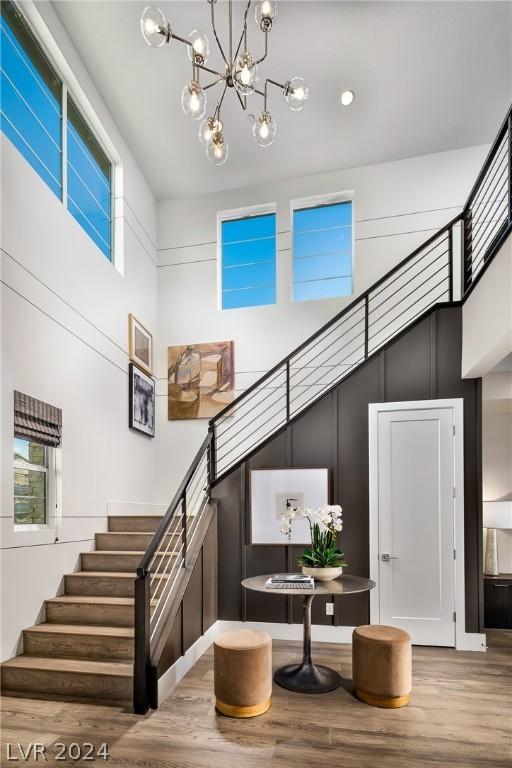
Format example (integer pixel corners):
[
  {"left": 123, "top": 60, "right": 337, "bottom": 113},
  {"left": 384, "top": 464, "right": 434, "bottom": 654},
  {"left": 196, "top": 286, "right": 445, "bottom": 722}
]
[
  {"left": 292, "top": 199, "right": 353, "bottom": 302},
  {"left": 0, "top": 1, "right": 113, "bottom": 261},
  {"left": 14, "top": 437, "right": 49, "bottom": 526},
  {"left": 220, "top": 208, "right": 277, "bottom": 310}
]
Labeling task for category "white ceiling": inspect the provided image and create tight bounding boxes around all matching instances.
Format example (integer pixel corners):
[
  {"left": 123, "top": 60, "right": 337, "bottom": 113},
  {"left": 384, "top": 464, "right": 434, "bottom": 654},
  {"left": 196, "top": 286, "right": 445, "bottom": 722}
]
[{"left": 51, "top": 1, "right": 512, "bottom": 200}]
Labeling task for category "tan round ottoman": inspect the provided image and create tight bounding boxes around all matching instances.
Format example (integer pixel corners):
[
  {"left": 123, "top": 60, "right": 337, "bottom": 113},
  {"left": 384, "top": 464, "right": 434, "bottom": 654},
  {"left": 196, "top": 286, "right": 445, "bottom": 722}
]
[
  {"left": 352, "top": 625, "right": 411, "bottom": 708},
  {"left": 214, "top": 629, "right": 272, "bottom": 718}
]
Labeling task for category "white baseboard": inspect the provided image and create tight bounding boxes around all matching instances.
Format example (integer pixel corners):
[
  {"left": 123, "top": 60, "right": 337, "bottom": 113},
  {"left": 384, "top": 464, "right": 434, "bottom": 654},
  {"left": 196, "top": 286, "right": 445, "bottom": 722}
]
[
  {"left": 217, "top": 620, "right": 356, "bottom": 644},
  {"left": 157, "top": 621, "right": 220, "bottom": 706},
  {"left": 456, "top": 632, "right": 487, "bottom": 652},
  {"left": 106, "top": 501, "right": 167, "bottom": 517}
]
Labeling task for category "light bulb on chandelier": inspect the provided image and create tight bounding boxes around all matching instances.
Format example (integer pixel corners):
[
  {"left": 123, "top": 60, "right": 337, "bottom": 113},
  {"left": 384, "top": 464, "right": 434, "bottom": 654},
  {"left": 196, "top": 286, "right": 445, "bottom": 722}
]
[
  {"left": 199, "top": 117, "right": 224, "bottom": 147},
  {"left": 234, "top": 52, "right": 259, "bottom": 96},
  {"left": 284, "top": 77, "right": 309, "bottom": 111},
  {"left": 254, "top": 0, "right": 279, "bottom": 31},
  {"left": 181, "top": 81, "right": 206, "bottom": 120},
  {"left": 140, "top": 6, "right": 169, "bottom": 47},
  {"left": 206, "top": 132, "right": 229, "bottom": 166},
  {"left": 252, "top": 110, "right": 277, "bottom": 147},
  {"left": 187, "top": 29, "right": 210, "bottom": 64}
]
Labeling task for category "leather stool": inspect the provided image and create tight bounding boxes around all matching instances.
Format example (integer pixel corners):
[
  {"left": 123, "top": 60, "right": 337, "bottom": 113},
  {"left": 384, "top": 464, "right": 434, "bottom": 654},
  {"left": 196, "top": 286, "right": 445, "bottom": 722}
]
[
  {"left": 352, "top": 625, "right": 412, "bottom": 708},
  {"left": 214, "top": 629, "right": 272, "bottom": 717}
]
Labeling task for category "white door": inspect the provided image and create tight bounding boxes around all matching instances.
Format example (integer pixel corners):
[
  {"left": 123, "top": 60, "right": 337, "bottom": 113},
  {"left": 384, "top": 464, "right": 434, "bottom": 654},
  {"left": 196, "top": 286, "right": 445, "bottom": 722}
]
[{"left": 371, "top": 405, "right": 456, "bottom": 646}]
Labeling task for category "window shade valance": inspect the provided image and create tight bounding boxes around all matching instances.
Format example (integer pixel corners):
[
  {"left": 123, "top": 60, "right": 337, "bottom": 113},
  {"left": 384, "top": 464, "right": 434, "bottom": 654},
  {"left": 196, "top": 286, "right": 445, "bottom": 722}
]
[{"left": 14, "top": 391, "right": 62, "bottom": 447}]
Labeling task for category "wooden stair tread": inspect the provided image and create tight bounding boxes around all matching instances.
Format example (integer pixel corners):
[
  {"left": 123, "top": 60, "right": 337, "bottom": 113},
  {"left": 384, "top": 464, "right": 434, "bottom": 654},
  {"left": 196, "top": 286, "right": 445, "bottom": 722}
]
[
  {"left": 24, "top": 624, "right": 133, "bottom": 638},
  {"left": 84, "top": 550, "right": 177, "bottom": 556},
  {"left": 2, "top": 655, "right": 133, "bottom": 677},
  {"left": 66, "top": 571, "right": 165, "bottom": 579},
  {"left": 47, "top": 595, "right": 135, "bottom": 606}
]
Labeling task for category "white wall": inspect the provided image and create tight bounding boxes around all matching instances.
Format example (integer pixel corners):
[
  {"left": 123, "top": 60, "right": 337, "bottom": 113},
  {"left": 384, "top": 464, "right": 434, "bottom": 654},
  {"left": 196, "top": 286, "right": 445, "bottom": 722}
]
[
  {"left": 0, "top": 3, "right": 159, "bottom": 659},
  {"left": 462, "top": 237, "right": 512, "bottom": 378},
  {"left": 482, "top": 372, "right": 512, "bottom": 574},
  {"left": 156, "top": 143, "right": 489, "bottom": 499}
]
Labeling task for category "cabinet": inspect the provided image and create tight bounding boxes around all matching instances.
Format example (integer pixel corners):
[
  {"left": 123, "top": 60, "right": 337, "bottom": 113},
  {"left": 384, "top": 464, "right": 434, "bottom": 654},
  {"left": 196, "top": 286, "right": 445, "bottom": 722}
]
[{"left": 484, "top": 575, "right": 512, "bottom": 629}]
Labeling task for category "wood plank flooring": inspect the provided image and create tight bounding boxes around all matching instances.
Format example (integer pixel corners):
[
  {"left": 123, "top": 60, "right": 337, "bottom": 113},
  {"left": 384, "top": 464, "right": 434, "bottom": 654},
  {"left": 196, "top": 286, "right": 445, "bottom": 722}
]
[{"left": 1, "top": 630, "right": 510, "bottom": 767}]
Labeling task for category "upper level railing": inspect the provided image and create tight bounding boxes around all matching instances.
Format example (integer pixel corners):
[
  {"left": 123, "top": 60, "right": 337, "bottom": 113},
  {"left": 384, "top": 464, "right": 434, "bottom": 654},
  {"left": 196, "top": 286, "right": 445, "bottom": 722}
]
[{"left": 134, "top": 104, "right": 511, "bottom": 714}]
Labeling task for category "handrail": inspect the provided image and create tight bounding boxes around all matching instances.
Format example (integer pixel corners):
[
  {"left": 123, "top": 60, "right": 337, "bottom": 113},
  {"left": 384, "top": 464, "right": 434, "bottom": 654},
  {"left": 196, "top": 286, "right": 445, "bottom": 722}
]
[{"left": 133, "top": 103, "right": 512, "bottom": 714}]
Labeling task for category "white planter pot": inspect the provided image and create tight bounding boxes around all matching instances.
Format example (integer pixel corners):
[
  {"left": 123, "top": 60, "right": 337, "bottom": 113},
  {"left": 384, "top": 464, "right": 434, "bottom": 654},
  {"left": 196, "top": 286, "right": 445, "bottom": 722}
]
[{"left": 301, "top": 566, "right": 343, "bottom": 582}]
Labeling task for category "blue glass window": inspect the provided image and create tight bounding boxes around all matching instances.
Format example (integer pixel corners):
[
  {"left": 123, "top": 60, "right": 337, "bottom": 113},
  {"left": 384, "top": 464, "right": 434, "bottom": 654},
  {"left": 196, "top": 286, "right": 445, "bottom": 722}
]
[
  {"left": 0, "top": 1, "right": 62, "bottom": 199},
  {"left": 67, "top": 97, "right": 112, "bottom": 260},
  {"left": 292, "top": 201, "right": 353, "bottom": 302},
  {"left": 221, "top": 212, "right": 276, "bottom": 309},
  {"left": 0, "top": 2, "right": 112, "bottom": 261}
]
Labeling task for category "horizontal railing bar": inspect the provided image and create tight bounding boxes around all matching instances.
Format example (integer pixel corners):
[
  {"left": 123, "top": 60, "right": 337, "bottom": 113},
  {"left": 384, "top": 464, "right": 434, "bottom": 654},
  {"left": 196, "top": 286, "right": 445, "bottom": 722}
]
[
  {"left": 290, "top": 354, "right": 365, "bottom": 417},
  {"left": 466, "top": 140, "right": 508, "bottom": 212},
  {"left": 213, "top": 365, "right": 286, "bottom": 427},
  {"left": 469, "top": 217, "right": 509, "bottom": 275},
  {"left": 215, "top": 390, "right": 286, "bottom": 455},
  {"left": 466, "top": 166, "right": 508, "bottom": 238},
  {"left": 369, "top": 247, "right": 449, "bottom": 316},
  {"left": 290, "top": 345, "right": 365, "bottom": 409},
  {"left": 137, "top": 433, "right": 212, "bottom": 575},
  {"left": 466, "top": 185, "right": 508, "bottom": 249},
  {"left": 216, "top": 406, "right": 287, "bottom": 462},
  {"left": 464, "top": 104, "right": 511, "bottom": 208},
  {"left": 289, "top": 302, "right": 365, "bottom": 369},
  {"left": 217, "top": 415, "right": 289, "bottom": 475},
  {"left": 369, "top": 234, "right": 449, "bottom": 303},
  {"left": 468, "top": 206, "right": 508, "bottom": 263}
]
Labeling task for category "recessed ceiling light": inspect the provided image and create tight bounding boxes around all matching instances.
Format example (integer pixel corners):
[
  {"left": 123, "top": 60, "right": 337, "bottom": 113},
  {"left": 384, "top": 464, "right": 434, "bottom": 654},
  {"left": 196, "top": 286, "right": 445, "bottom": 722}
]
[{"left": 340, "top": 90, "right": 355, "bottom": 106}]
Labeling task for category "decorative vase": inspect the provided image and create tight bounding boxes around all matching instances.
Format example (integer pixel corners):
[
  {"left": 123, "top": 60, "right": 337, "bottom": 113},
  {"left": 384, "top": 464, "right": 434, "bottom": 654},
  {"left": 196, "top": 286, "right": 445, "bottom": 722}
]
[{"left": 301, "top": 566, "right": 343, "bottom": 582}]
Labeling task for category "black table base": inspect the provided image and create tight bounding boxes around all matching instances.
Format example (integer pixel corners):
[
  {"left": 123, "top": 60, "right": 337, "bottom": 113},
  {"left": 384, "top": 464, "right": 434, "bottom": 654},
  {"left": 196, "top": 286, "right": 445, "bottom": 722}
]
[{"left": 273, "top": 594, "right": 341, "bottom": 694}]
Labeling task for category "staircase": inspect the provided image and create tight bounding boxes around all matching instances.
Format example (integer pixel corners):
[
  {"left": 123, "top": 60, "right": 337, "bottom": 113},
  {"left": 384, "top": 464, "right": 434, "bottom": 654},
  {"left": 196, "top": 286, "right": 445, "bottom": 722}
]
[
  {"left": 1, "top": 515, "right": 168, "bottom": 703},
  {"left": 2, "top": 104, "right": 511, "bottom": 714}
]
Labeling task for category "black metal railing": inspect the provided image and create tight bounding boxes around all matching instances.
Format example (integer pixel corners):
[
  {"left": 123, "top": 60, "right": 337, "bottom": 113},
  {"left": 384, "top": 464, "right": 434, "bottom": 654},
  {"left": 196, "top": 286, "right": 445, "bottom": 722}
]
[
  {"left": 133, "top": 432, "right": 212, "bottom": 714},
  {"left": 133, "top": 104, "right": 511, "bottom": 714}
]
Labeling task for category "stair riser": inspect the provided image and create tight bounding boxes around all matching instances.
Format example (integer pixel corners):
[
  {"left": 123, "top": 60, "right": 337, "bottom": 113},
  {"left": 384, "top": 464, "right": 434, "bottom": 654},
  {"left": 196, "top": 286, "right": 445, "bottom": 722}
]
[
  {"left": 46, "top": 602, "right": 133, "bottom": 627},
  {"left": 95, "top": 532, "right": 180, "bottom": 551},
  {"left": 1, "top": 668, "right": 131, "bottom": 701},
  {"left": 107, "top": 516, "right": 165, "bottom": 533},
  {"left": 23, "top": 631, "right": 133, "bottom": 661},
  {"left": 81, "top": 552, "right": 177, "bottom": 572},
  {"left": 64, "top": 575, "right": 163, "bottom": 598}
]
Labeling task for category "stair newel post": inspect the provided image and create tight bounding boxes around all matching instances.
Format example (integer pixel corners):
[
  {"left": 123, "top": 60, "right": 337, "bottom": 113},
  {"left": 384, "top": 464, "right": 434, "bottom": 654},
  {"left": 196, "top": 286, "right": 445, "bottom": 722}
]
[
  {"left": 448, "top": 225, "right": 453, "bottom": 302},
  {"left": 286, "top": 360, "right": 291, "bottom": 422},
  {"left": 133, "top": 568, "right": 151, "bottom": 715},
  {"left": 208, "top": 425, "right": 216, "bottom": 486},
  {"left": 508, "top": 113, "right": 512, "bottom": 226},
  {"left": 364, "top": 293, "right": 369, "bottom": 359},
  {"left": 182, "top": 493, "right": 187, "bottom": 566}
]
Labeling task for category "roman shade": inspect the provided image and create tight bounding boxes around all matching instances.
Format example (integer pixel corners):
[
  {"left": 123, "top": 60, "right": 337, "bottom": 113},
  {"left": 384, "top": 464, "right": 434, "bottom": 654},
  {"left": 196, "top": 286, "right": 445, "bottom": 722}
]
[{"left": 14, "top": 391, "right": 62, "bottom": 447}]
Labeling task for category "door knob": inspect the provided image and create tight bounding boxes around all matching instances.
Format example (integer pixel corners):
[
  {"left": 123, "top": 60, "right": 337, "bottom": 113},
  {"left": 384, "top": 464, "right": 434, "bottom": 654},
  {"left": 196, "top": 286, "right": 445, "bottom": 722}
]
[{"left": 381, "top": 553, "right": 398, "bottom": 561}]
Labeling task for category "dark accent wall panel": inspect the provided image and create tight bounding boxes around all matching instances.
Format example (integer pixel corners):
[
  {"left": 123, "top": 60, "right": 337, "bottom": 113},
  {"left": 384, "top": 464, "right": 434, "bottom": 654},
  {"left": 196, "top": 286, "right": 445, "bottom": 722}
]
[
  {"left": 213, "top": 306, "right": 482, "bottom": 634},
  {"left": 182, "top": 556, "right": 203, "bottom": 653}
]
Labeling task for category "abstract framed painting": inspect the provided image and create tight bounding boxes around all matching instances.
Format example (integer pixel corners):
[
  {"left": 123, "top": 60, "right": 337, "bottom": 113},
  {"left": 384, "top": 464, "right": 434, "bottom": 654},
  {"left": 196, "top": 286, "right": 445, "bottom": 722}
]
[
  {"left": 129, "top": 363, "right": 155, "bottom": 437},
  {"left": 128, "top": 314, "right": 153, "bottom": 375},
  {"left": 168, "top": 341, "right": 234, "bottom": 420}
]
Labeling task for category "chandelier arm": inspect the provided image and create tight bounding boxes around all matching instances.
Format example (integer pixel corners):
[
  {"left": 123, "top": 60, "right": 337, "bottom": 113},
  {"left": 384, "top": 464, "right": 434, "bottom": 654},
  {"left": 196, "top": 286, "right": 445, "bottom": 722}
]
[
  {"left": 214, "top": 80, "right": 229, "bottom": 121},
  {"left": 235, "top": 88, "right": 247, "bottom": 111},
  {"left": 229, "top": 0, "right": 233, "bottom": 62},
  {"left": 210, "top": 0, "right": 229, "bottom": 67},
  {"left": 233, "top": 0, "right": 253, "bottom": 63},
  {"left": 203, "top": 77, "right": 224, "bottom": 91},
  {"left": 255, "top": 30, "right": 268, "bottom": 65},
  {"left": 195, "top": 62, "right": 226, "bottom": 79}
]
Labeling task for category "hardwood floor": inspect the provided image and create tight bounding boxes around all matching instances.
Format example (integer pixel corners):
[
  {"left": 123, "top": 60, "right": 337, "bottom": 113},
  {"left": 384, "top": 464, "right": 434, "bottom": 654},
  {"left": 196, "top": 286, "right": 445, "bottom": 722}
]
[{"left": 1, "top": 630, "right": 510, "bottom": 767}]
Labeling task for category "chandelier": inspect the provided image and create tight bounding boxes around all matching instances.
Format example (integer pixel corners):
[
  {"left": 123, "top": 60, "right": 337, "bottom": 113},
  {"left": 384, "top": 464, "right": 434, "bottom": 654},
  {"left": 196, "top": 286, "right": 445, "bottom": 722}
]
[{"left": 139, "top": 1, "right": 309, "bottom": 164}]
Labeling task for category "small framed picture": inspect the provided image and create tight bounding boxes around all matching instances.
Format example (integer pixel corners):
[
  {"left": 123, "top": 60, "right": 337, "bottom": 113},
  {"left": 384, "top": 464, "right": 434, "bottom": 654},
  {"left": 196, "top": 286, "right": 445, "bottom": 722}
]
[
  {"left": 129, "top": 314, "right": 153, "bottom": 375},
  {"left": 249, "top": 467, "right": 329, "bottom": 545},
  {"left": 129, "top": 364, "right": 155, "bottom": 438}
]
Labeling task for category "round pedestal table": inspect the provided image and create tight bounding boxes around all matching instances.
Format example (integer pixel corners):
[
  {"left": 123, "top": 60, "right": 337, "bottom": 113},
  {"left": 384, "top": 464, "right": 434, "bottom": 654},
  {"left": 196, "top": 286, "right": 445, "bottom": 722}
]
[{"left": 241, "top": 574, "right": 375, "bottom": 694}]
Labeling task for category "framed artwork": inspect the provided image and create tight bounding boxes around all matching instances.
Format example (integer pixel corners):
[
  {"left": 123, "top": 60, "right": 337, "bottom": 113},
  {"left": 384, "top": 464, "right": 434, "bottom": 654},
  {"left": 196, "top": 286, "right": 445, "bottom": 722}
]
[
  {"left": 249, "top": 467, "right": 329, "bottom": 545},
  {"left": 129, "top": 363, "right": 155, "bottom": 437},
  {"left": 129, "top": 314, "right": 153, "bottom": 375},
  {"left": 168, "top": 340, "right": 234, "bottom": 420}
]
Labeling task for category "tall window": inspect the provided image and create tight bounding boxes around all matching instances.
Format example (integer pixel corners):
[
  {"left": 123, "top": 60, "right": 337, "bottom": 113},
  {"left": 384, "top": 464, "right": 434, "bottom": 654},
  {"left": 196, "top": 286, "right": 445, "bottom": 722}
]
[
  {"left": 14, "top": 438, "right": 48, "bottom": 525},
  {"left": 292, "top": 200, "right": 353, "bottom": 302},
  {"left": 220, "top": 211, "right": 277, "bottom": 309},
  {"left": 0, "top": 1, "right": 113, "bottom": 261}
]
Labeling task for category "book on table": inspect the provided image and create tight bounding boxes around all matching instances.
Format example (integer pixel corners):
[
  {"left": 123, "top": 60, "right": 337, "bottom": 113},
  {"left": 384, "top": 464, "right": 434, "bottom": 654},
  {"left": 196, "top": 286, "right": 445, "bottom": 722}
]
[{"left": 265, "top": 573, "right": 315, "bottom": 589}]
